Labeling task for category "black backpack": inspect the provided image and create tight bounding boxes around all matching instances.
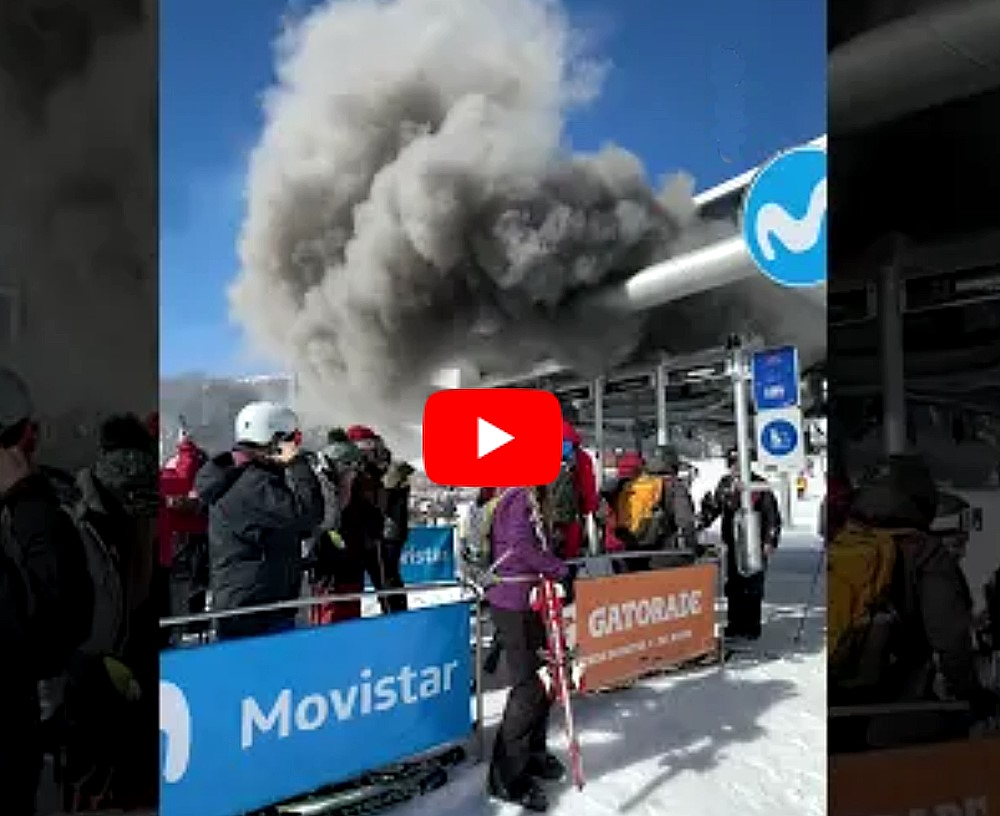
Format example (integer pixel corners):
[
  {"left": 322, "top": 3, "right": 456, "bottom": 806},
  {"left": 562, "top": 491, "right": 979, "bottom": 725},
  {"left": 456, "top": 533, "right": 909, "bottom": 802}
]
[
  {"left": 1, "top": 497, "right": 99, "bottom": 678},
  {"left": 550, "top": 459, "right": 579, "bottom": 526}
]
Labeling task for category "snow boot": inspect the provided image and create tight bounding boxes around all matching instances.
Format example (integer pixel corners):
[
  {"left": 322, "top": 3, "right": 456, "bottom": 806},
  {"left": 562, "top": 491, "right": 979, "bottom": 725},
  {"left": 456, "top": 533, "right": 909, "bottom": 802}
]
[
  {"left": 488, "top": 768, "right": 549, "bottom": 812},
  {"left": 527, "top": 752, "right": 566, "bottom": 782}
]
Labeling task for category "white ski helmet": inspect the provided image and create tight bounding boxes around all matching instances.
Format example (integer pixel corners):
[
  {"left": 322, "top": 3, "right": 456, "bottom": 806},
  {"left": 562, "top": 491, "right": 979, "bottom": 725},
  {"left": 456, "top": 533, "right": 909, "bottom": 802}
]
[
  {"left": 0, "top": 367, "right": 33, "bottom": 437},
  {"left": 234, "top": 401, "right": 300, "bottom": 447}
]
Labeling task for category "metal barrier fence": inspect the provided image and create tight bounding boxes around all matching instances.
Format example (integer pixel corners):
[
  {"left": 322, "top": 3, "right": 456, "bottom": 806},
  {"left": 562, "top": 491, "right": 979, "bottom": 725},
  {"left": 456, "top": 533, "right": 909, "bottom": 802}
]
[
  {"left": 160, "top": 584, "right": 484, "bottom": 816},
  {"left": 159, "top": 547, "right": 726, "bottom": 816},
  {"left": 160, "top": 579, "right": 489, "bottom": 756}
]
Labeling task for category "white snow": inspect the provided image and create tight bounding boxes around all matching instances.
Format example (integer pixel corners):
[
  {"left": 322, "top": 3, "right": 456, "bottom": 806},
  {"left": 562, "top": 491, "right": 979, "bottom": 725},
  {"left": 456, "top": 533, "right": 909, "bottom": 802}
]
[{"left": 390, "top": 527, "right": 827, "bottom": 816}]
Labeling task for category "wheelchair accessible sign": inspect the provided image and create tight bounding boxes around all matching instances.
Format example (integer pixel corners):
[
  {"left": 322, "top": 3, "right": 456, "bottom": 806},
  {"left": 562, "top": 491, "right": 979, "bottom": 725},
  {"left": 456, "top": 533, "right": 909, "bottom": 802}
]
[{"left": 741, "top": 143, "right": 826, "bottom": 287}]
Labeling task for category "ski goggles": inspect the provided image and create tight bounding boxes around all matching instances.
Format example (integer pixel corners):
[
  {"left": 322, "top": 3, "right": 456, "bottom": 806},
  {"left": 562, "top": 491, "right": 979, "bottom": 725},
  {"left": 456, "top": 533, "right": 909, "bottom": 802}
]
[
  {"left": 0, "top": 417, "right": 32, "bottom": 449},
  {"left": 277, "top": 429, "right": 303, "bottom": 446},
  {"left": 562, "top": 440, "right": 574, "bottom": 460}
]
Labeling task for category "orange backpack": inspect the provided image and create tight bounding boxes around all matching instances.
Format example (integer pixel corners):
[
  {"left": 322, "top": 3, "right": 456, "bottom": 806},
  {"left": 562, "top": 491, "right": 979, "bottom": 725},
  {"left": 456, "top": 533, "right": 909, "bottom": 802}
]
[{"left": 615, "top": 474, "right": 665, "bottom": 542}]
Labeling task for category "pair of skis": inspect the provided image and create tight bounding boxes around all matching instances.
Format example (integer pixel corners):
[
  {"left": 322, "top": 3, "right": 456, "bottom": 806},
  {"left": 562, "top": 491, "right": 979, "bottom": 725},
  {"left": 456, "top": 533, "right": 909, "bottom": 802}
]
[
  {"left": 274, "top": 745, "right": 466, "bottom": 816},
  {"left": 530, "top": 577, "right": 585, "bottom": 791}
]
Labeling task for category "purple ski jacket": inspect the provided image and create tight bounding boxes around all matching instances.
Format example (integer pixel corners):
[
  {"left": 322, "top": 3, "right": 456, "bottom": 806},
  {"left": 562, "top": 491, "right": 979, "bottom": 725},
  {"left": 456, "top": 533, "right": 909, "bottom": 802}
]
[{"left": 486, "top": 488, "right": 568, "bottom": 611}]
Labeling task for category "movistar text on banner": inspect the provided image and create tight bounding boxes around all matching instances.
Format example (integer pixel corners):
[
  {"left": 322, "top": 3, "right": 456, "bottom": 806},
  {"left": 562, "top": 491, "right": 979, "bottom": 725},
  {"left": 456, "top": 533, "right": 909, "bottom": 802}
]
[
  {"left": 395, "top": 526, "right": 458, "bottom": 585},
  {"left": 160, "top": 603, "right": 472, "bottom": 816}
]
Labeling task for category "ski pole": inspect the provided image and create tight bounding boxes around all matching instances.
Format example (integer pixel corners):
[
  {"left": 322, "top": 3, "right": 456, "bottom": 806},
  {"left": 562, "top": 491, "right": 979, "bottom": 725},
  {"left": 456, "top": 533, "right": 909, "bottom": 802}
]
[{"left": 793, "top": 547, "right": 825, "bottom": 644}]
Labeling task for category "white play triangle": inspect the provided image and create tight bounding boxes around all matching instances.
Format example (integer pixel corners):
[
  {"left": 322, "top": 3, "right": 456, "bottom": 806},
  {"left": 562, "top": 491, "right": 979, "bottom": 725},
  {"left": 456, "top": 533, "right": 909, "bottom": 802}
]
[{"left": 477, "top": 417, "right": 514, "bottom": 459}]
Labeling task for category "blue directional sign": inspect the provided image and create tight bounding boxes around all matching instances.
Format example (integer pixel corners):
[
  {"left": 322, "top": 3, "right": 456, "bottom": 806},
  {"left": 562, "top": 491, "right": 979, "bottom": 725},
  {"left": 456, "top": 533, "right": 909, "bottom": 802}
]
[{"left": 751, "top": 346, "right": 799, "bottom": 410}]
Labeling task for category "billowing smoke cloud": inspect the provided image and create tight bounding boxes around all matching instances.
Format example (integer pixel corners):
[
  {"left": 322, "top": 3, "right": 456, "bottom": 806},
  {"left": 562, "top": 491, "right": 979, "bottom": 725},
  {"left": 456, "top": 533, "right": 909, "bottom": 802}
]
[
  {"left": 232, "top": 0, "right": 727, "bottom": 446},
  {"left": 0, "top": 0, "right": 156, "bottom": 470}
]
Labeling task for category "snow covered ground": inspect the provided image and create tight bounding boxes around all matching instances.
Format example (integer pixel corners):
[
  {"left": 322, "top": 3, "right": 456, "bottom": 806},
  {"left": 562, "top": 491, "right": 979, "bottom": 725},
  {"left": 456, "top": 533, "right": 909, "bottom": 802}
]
[{"left": 390, "top": 525, "right": 826, "bottom": 816}]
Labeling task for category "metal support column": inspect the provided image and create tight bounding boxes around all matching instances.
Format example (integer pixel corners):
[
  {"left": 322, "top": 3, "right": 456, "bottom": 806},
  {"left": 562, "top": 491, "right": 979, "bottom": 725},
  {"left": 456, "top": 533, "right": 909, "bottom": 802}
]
[
  {"left": 731, "top": 342, "right": 762, "bottom": 575},
  {"left": 880, "top": 250, "right": 907, "bottom": 455},
  {"left": 473, "top": 597, "right": 486, "bottom": 762},
  {"left": 593, "top": 376, "right": 605, "bottom": 474},
  {"left": 779, "top": 472, "right": 793, "bottom": 529},
  {"left": 590, "top": 377, "right": 606, "bottom": 557},
  {"left": 655, "top": 360, "right": 668, "bottom": 447}
]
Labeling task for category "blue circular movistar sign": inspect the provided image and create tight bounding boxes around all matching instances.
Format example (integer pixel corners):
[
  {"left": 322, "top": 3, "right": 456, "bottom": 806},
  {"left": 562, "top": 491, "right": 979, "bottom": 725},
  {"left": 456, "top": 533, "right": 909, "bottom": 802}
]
[
  {"left": 759, "top": 418, "right": 799, "bottom": 458},
  {"left": 741, "top": 144, "right": 826, "bottom": 287}
]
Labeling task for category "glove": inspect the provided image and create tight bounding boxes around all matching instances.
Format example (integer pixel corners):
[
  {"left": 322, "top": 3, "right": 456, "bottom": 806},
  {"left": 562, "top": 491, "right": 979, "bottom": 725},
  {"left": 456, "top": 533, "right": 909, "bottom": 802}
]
[{"left": 561, "top": 565, "right": 577, "bottom": 606}]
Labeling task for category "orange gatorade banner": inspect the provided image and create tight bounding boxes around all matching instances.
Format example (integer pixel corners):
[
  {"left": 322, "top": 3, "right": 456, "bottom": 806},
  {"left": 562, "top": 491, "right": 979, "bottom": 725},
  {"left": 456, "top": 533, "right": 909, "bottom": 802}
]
[
  {"left": 574, "top": 564, "right": 717, "bottom": 690},
  {"left": 830, "top": 736, "right": 1000, "bottom": 815}
]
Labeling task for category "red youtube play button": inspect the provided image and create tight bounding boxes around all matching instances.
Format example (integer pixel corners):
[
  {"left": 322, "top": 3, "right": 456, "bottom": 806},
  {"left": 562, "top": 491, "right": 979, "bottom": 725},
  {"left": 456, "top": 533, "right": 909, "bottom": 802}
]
[{"left": 422, "top": 389, "right": 563, "bottom": 487}]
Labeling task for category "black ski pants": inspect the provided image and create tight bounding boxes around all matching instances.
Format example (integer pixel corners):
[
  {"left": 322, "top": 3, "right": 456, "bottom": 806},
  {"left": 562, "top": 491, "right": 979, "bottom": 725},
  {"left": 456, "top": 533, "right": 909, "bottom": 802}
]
[
  {"left": 490, "top": 606, "right": 551, "bottom": 792},
  {"left": 0, "top": 679, "right": 40, "bottom": 816},
  {"left": 365, "top": 540, "right": 408, "bottom": 614},
  {"left": 724, "top": 537, "right": 766, "bottom": 636}
]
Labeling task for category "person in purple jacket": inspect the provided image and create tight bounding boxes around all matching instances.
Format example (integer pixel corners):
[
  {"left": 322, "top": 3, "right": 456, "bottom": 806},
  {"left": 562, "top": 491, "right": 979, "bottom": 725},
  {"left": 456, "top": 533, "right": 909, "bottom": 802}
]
[{"left": 486, "top": 484, "right": 570, "bottom": 813}]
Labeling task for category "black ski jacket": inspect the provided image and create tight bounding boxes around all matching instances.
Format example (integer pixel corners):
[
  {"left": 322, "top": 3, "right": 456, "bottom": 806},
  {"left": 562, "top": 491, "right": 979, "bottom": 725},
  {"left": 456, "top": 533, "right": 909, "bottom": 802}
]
[
  {"left": 382, "top": 484, "right": 410, "bottom": 546},
  {"left": 1, "top": 473, "right": 92, "bottom": 677},
  {"left": 196, "top": 452, "right": 323, "bottom": 636},
  {"left": 708, "top": 472, "right": 782, "bottom": 548}
]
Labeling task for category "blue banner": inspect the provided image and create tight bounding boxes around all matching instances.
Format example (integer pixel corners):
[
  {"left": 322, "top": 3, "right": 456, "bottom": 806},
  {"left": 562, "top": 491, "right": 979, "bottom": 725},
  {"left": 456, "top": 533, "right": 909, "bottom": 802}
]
[
  {"left": 160, "top": 603, "right": 472, "bottom": 816},
  {"left": 364, "top": 526, "right": 456, "bottom": 588},
  {"left": 751, "top": 345, "right": 799, "bottom": 410}
]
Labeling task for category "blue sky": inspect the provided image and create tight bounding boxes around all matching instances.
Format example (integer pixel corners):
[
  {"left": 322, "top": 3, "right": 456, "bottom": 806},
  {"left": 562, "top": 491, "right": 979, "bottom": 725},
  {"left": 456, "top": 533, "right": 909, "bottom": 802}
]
[{"left": 160, "top": 0, "right": 824, "bottom": 377}]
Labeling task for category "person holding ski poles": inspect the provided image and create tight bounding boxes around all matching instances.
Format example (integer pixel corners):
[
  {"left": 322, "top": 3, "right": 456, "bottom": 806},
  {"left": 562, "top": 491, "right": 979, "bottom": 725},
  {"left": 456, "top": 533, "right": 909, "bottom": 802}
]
[{"left": 486, "top": 483, "right": 570, "bottom": 812}]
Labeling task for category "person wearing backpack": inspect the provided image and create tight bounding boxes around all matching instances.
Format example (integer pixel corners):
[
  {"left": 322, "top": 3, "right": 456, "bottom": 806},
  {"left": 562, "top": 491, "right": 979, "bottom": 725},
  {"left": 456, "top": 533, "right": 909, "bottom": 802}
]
[
  {"left": 829, "top": 455, "right": 999, "bottom": 748},
  {"left": 614, "top": 447, "right": 698, "bottom": 572},
  {"left": 486, "top": 483, "right": 570, "bottom": 813},
  {"left": 196, "top": 402, "right": 325, "bottom": 641},
  {"left": 81, "top": 415, "right": 161, "bottom": 649},
  {"left": 315, "top": 425, "right": 401, "bottom": 619},
  {"left": 70, "top": 413, "right": 161, "bottom": 809},
  {"left": 648, "top": 447, "right": 699, "bottom": 551},
  {"left": 0, "top": 368, "right": 95, "bottom": 815},
  {"left": 701, "top": 447, "right": 781, "bottom": 639},
  {"left": 462, "top": 486, "right": 509, "bottom": 673},
  {"left": 549, "top": 420, "right": 598, "bottom": 560},
  {"left": 306, "top": 433, "right": 364, "bottom": 625}
]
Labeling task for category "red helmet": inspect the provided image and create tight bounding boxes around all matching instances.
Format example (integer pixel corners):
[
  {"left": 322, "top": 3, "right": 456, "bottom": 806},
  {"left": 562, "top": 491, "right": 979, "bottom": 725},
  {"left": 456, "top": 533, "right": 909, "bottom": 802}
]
[
  {"left": 616, "top": 452, "right": 644, "bottom": 480},
  {"left": 346, "top": 424, "right": 377, "bottom": 442}
]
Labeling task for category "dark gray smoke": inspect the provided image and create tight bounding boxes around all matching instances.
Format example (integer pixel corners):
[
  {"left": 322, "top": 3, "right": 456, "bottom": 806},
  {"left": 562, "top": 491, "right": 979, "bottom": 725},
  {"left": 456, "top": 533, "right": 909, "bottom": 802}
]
[
  {"left": 0, "top": 0, "right": 155, "bottom": 471},
  {"left": 232, "top": 0, "right": 727, "bottom": 445}
]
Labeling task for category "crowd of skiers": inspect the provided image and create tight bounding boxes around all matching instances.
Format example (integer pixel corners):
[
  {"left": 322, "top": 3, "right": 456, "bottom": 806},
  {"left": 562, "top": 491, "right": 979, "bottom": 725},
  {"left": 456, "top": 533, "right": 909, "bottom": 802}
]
[
  {"left": 0, "top": 367, "right": 160, "bottom": 814},
  {"left": 160, "top": 402, "right": 415, "bottom": 643}
]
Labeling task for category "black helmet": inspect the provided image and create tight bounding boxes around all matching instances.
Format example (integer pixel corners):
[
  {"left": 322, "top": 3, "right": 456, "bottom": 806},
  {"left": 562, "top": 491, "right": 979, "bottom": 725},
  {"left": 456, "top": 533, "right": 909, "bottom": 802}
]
[
  {"left": 648, "top": 446, "right": 680, "bottom": 475},
  {"left": 851, "top": 454, "right": 938, "bottom": 530}
]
